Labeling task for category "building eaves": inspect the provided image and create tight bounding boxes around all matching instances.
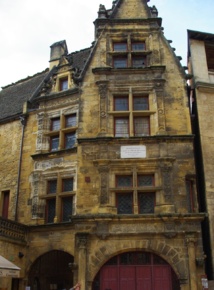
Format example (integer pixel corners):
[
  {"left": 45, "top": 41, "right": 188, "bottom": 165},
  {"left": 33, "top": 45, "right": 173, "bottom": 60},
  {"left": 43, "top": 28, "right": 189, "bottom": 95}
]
[{"left": 187, "top": 29, "right": 214, "bottom": 58}]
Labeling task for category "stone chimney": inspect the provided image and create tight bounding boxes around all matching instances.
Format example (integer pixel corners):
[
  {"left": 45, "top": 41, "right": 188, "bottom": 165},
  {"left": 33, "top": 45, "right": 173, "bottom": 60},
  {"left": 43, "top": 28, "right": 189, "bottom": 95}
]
[{"left": 49, "top": 40, "right": 68, "bottom": 69}]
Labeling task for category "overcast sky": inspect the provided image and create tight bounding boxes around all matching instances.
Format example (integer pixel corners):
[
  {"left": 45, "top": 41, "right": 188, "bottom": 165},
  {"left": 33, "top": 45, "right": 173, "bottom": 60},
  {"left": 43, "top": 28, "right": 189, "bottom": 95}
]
[{"left": 0, "top": 0, "right": 213, "bottom": 89}]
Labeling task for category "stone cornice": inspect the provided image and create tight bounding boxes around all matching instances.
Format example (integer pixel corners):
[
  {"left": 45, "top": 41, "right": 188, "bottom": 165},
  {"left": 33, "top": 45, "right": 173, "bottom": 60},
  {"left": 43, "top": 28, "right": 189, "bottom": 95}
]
[
  {"left": 195, "top": 81, "right": 214, "bottom": 93},
  {"left": 77, "top": 135, "right": 195, "bottom": 144},
  {"left": 92, "top": 65, "right": 166, "bottom": 75}
]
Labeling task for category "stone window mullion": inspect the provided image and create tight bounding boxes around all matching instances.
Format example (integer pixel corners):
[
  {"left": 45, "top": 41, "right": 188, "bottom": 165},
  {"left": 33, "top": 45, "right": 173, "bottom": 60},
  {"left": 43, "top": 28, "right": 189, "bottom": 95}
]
[
  {"left": 133, "top": 169, "right": 138, "bottom": 214},
  {"left": 55, "top": 174, "right": 62, "bottom": 222}
]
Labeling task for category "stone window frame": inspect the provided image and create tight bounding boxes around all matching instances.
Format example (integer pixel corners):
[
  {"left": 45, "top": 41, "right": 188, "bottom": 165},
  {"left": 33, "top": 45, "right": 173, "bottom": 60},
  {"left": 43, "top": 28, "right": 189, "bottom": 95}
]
[
  {"left": 107, "top": 34, "right": 150, "bottom": 68},
  {"left": 31, "top": 168, "right": 77, "bottom": 223},
  {"left": 41, "top": 171, "right": 77, "bottom": 223},
  {"left": 108, "top": 88, "right": 156, "bottom": 137},
  {"left": 109, "top": 166, "right": 159, "bottom": 215},
  {"left": 54, "top": 72, "right": 72, "bottom": 92},
  {"left": 45, "top": 110, "right": 78, "bottom": 152}
]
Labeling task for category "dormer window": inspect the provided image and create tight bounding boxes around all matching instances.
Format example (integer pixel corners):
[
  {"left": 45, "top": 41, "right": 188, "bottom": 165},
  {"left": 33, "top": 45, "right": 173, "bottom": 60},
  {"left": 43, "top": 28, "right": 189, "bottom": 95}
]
[{"left": 59, "top": 77, "right": 68, "bottom": 91}]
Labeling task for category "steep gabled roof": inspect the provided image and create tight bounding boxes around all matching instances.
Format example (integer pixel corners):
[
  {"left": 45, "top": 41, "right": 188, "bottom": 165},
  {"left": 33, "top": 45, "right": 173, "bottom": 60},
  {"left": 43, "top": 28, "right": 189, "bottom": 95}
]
[
  {"left": 0, "top": 70, "right": 49, "bottom": 122},
  {"left": 0, "top": 45, "right": 93, "bottom": 122},
  {"left": 67, "top": 47, "right": 92, "bottom": 77}
]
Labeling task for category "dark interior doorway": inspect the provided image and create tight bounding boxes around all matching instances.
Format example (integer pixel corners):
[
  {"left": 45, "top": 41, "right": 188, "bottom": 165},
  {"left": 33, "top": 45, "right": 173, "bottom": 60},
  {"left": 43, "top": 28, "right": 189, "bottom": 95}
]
[{"left": 28, "top": 250, "right": 74, "bottom": 290}]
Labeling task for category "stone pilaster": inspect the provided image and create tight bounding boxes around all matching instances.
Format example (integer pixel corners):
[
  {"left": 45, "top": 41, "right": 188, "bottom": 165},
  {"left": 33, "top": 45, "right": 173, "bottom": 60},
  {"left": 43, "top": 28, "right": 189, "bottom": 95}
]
[
  {"left": 96, "top": 81, "right": 108, "bottom": 136},
  {"left": 186, "top": 235, "right": 198, "bottom": 290},
  {"left": 76, "top": 233, "right": 88, "bottom": 290}
]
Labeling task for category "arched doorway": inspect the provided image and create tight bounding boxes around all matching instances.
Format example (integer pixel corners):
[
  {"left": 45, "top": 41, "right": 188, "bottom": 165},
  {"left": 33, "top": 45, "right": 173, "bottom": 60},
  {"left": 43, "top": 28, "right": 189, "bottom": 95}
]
[
  {"left": 28, "top": 250, "right": 74, "bottom": 290},
  {"left": 93, "top": 252, "right": 180, "bottom": 290}
]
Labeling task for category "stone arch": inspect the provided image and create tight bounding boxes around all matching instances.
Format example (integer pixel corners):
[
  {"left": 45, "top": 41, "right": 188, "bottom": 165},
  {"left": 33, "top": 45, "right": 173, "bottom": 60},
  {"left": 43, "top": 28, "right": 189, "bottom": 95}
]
[
  {"left": 28, "top": 250, "right": 74, "bottom": 290},
  {"left": 88, "top": 238, "right": 188, "bottom": 282}
]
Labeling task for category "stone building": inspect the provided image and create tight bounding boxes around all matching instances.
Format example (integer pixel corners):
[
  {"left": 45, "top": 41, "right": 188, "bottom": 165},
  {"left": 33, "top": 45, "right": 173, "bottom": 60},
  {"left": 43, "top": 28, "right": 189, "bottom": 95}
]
[
  {"left": 0, "top": 1, "right": 207, "bottom": 290},
  {"left": 188, "top": 29, "right": 214, "bottom": 288}
]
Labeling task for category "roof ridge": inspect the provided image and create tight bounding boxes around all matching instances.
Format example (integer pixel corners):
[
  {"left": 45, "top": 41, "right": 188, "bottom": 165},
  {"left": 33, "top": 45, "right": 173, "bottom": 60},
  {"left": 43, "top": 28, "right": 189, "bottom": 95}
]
[
  {"left": 2, "top": 68, "right": 49, "bottom": 90},
  {"left": 68, "top": 46, "right": 93, "bottom": 56}
]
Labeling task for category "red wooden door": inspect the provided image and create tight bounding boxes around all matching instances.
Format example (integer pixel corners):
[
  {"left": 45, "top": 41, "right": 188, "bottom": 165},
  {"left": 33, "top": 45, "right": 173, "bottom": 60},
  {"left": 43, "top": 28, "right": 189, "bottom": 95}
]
[
  {"left": 153, "top": 266, "right": 171, "bottom": 290},
  {"left": 136, "top": 266, "right": 152, "bottom": 290},
  {"left": 101, "top": 267, "right": 118, "bottom": 290},
  {"left": 120, "top": 267, "right": 135, "bottom": 290}
]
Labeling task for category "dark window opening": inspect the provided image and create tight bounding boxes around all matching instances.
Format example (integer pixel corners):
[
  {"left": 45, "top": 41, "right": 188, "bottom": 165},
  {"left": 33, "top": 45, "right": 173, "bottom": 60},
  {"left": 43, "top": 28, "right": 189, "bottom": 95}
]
[
  {"left": 59, "top": 78, "right": 68, "bottom": 91},
  {"left": 116, "top": 175, "right": 133, "bottom": 187},
  {"left": 65, "top": 132, "right": 76, "bottom": 149},
  {"left": 113, "top": 57, "right": 128, "bottom": 68},
  {"left": 133, "top": 96, "right": 149, "bottom": 110},
  {"left": 138, "top": 175, "right": 154, "bottom": 186},
  {"left": 47, "top": 180, "right": 57, "bottom": 194},
  {"left": 2, "top": 190, "right": 10, "bottom": 219},
  {"left": 117, "top": 193, "right": 133, "bottom": 214},
  {"left": 138, "top": 192, "right": 155, "bottom": 214},
  {"left": 46, "top": 199, "right": 56, "bottom": 223},
  {"left": 113, "top": 42, "right": 127, "bottom": 51},
  {"left": 131, "top": 42, "right": 146, "bottom": 51},
  {"left": 115, "top": 117, "right": 129, "bottom": 137},
  {"left": 50, "top": 136, "right": 59, "bottom": 151},
  {"left": 134, "top": 117, "right": 150, "bottom": 136},
  {"left": 51, "top": 118, "right": 60, "bottom": 131},
  {"left": 65, "top": 114, "right": 76, "bottom": 128},
  {"left": 132, "top": 56, "right": 146, "bottom": 68},
  {"left": 62, "top": 179, "right": 73, "bottom": 192},
  {"left": 114, "top": 96, "right": 129, "bottom": 111},
  {"left": 62, "top": 197, "right": 73, "bottom": 222}
]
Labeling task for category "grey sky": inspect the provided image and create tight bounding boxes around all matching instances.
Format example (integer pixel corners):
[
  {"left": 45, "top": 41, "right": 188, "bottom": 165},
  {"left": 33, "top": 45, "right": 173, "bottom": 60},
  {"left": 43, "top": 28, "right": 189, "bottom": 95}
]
[{"left": 0, "top": 0, "right": 213, "bottom": 89}]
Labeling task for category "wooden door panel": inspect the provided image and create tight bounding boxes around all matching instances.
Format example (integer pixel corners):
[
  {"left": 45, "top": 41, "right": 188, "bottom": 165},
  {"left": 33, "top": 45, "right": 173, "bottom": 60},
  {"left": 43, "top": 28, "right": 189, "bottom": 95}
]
[
  {"left": 120, "top": 267, "right": 135, "bottom": 290},
  {"left": 153, "top": 266, "right": 171, "bottom": 290},
  {"left": 136, "top": 266, "right": 152, "bottom": 290},
  {"left": 101, "top": 267, "right": 118, "bottom": 290}
]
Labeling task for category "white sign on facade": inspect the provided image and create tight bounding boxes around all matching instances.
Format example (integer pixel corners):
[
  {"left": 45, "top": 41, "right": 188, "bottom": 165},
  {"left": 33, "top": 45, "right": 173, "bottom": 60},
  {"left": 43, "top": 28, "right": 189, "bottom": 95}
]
[{"left": 121, "top": 146, "right": 146, "bottom": 159}]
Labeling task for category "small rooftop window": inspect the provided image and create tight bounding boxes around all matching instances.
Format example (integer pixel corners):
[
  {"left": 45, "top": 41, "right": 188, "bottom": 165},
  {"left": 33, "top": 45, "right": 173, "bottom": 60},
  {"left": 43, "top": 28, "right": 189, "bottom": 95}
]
[{"left": 59, "top": 77, "right": 68, "bottom": 91}]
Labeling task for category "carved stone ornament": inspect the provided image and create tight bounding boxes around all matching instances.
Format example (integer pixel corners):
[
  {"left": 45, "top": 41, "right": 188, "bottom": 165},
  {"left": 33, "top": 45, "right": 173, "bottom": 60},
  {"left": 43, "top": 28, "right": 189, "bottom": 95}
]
[{"left": 76, "top": 233, "right": 88, "bottom": 249}]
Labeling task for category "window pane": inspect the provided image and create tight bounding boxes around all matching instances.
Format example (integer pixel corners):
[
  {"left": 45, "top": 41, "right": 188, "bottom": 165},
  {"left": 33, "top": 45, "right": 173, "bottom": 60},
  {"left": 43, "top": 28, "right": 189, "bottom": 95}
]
[
  {"left": 51, "top": 118, "right": 60, "bottom": 131},
  {"left": 132, "top": 56, "right": 146, "bottom": 67},
  {"left": 46, "top": 199, "right": 56, "bottom": 223},
  {"left": 47, "top": 180, "right": 57, "bottom": 194},
  {"left": 50, "top": 136, "right": 59, "bottom": 151},
  {"left": 116, "top": 175, "right": 132, "bottom": 187},
  {"left": 113, "top": 43, "right": 127, "bottom": 51},
  {"left": 133, "top": 96, "right": 149, "bottom": 110},
  {"left": 120, "top": 252, "right": 151, "bottom": 265},
  {"left": 114, "top": 96, "right": 128, "bottom": 111},
  {"left": 65, "top": 132, "right": 76, "bottom": 148},
  {"left": 117, "top": 193, "right": 133, "bottom": 214},
  {"left": 113, "top": 57, "right": 127, "bottom": 68},
  {"left": 131, "top": 42, "right": 145, "bottom": 51},
  {"left": 62, "top": 197, "right": 73, "bottom": 222},
  {"left": 138, "top": 193, "right": 155, "bottom": 214},
  {"left": 60, "top": 78, "right": 68, "bottom": 91},
  {"left": 115, "top": 118, "right": 129, "bottom": 137},
  {"left": 65, "top": 114, "right": 76, "bottom": 127},
  {"left": 186, "top": 180, "right": 194, "bottom": 212},
  {"left": 62, "top": 178, "right": 73, "bottom": 192},
  {"left": 138, "top": 175, "right": 154, "bottom": 186},
  {"left": 134, "top": 117, "right": 149, "bottom": 136}
]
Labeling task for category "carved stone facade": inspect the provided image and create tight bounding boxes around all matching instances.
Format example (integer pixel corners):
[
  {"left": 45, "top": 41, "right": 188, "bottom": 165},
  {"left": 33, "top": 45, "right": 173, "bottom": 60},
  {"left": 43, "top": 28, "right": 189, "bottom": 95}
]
[{"left": 0, "top": 1, "right": 207, "bottom": 290}]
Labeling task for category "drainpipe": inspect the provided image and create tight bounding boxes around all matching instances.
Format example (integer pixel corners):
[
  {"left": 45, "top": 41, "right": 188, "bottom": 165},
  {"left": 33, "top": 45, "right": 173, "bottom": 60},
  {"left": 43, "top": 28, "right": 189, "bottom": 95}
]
[{"left": 14, "top": 115, "right": 26, "bottom": 222}]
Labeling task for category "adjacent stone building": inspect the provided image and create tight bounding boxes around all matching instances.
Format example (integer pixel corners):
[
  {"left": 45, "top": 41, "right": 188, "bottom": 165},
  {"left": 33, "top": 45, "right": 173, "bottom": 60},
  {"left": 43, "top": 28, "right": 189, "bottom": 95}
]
[
  {"left": 0, "top": 1, "right": 207, "bottom": 290},
  {"left": 188, "top": 29, "right": 214, "bottom": 288}
]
